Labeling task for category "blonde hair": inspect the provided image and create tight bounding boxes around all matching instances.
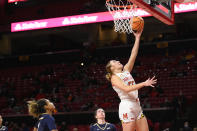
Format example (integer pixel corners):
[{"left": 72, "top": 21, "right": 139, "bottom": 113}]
[
  {"left": 28, "top": 100, "right": 39, "bottom": 118},
  {"left": 27, "top": 99, "right": 47, "bottom": 118},
  {"left": 106, "top": 61, "right": 113, "bottom": 81}
]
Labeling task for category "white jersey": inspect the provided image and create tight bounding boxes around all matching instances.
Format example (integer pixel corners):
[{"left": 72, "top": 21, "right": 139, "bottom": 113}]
[
  {"left": 112, "top": 70, "right": 138, "bottom": 101},
  {"left": 112, "top": 70, "right": 143, "bottom": 122}
]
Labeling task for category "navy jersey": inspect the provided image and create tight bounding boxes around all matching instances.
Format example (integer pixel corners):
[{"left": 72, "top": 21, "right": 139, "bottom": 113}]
[
  {"left": 0, "top": 126, "right": 8, "bottom": 131},
  {"left": 35, "top": 114, "right": 57, "bottom": 131},
  {"left": 90, "top": 123, "right": 117, "bottom": 131}
]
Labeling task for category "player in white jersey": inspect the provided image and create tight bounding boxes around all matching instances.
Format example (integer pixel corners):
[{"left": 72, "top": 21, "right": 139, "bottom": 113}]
[{"left": 105, "top": 28, "right": 157, "bottom": 131}]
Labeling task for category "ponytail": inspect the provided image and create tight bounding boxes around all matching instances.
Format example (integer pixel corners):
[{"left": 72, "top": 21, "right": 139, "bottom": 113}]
[
  {"left": 27, "top": 99, "right": 47, "bottom": 118},
  {"left": 106, "top": 61, "right": 113, "bottom": 81},
  {"left": 28, "top": 100, "right": 39, "bottom": 118},
  {"left": 106, "top": 73, "right": 112, "bottom": 81}
]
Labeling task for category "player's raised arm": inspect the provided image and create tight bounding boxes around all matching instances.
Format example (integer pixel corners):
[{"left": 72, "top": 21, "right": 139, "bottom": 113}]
[
  {"left": 123, "top": 29, "right": 143, "bottom": 73},
  {"left": 111, "top": 75, "right": 157, "bottom": 93}
]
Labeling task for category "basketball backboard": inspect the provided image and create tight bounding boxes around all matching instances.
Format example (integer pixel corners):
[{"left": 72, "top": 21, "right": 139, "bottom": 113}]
[{"left": 130, "top": 0, "right": 174, "bottom": 25}]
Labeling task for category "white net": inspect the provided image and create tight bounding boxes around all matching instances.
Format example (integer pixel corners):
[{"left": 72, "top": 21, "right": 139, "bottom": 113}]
[{"left": 106, "top": 0, "right": 136, "bottom": 34}]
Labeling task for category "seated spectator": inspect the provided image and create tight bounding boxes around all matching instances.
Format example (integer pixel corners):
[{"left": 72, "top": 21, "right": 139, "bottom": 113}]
[
  {"left": 142, "top": 98, "right": 151, "bottom": 108},
  {"left": 155, "top": 85, "right": 164, "bottom": 96},
  {"left": 67, "top": 94, "right": 75, "bottom": 102},
  {"left": 59, "top": 121, "right": 68, "bottom": 131},
  {"left": 150, "top": 88, "right": 159, "bottom": 97},
  {"left": 172, "top": 90, "right": 187, "bottom": 117},
  {"left": 161, "top": 98, "right": 171, "bottom": 108},
  {"left": 35, "top": 89, "right": 46, "bottom": 100},
  {"left": 73, "top": 127, "right": 78, "bottom": 131},
  {"left": 153, "top": 122, "right": 160, "bottom": 131},
  {"left": 21, "top": 123, "right": 29, "bottom": 131},
  {"left": 183, "top": 121, "right": 192, "bottom": 131},
  {"left": 51, "top": 94, "right": 60, "bottom": 104},
  {"left": 170, "top": 68, "right": 178, "bottom": 77}
]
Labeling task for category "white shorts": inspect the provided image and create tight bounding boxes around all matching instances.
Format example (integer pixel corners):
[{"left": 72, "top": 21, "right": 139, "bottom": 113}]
[{"left": 119, "top": 99, "right": 143, "bottom": 122}]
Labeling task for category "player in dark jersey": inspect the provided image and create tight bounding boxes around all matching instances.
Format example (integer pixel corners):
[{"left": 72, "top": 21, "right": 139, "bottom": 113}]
[
  {"left": 0, "top": 115, "right": 8, "bottom": 131},
  {"left": 27, "top": 98, "right": 58, "bottom": 131},
  {"left": 90, "top": 108, "right": 117, "bottom": 131}
]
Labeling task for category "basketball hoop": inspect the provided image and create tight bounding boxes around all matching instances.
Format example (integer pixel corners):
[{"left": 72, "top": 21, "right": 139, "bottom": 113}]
[{"left": 106, "top": 0, "right": 137, "bottom": 34}]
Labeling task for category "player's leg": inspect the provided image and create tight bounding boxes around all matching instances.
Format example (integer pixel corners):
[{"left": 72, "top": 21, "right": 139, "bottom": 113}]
[
  {"left": 119, "top": 101, "right": 137, "bottom": 131},
  {"left": 122, "top": 121, "right": 136, "bottom": 131},
  {"left": 135, "top": 115, "right": 149, "bottom": 131}
]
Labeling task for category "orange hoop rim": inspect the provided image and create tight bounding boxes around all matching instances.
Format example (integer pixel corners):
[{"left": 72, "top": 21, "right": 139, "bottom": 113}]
[{"left": 106, "top": 0, "right": 135, "bottom": 9}]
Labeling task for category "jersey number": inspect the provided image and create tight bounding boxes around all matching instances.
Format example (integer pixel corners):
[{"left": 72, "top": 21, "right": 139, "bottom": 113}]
[{"left": 128, "top": 81, "right": 134, "bottom": 86}]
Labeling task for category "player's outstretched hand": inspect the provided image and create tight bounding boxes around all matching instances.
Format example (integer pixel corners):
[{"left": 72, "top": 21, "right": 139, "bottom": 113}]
[
  {"left": 133, "top": 26, "right": 144, "bottom": 38},
  {"left": 144, "top": 76, "right": 157, "bottom": 87}
]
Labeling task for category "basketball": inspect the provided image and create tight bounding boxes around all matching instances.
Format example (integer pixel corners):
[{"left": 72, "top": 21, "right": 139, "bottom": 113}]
[{"left": 131, "top": 16, "right": 144, "bottom": 32}]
